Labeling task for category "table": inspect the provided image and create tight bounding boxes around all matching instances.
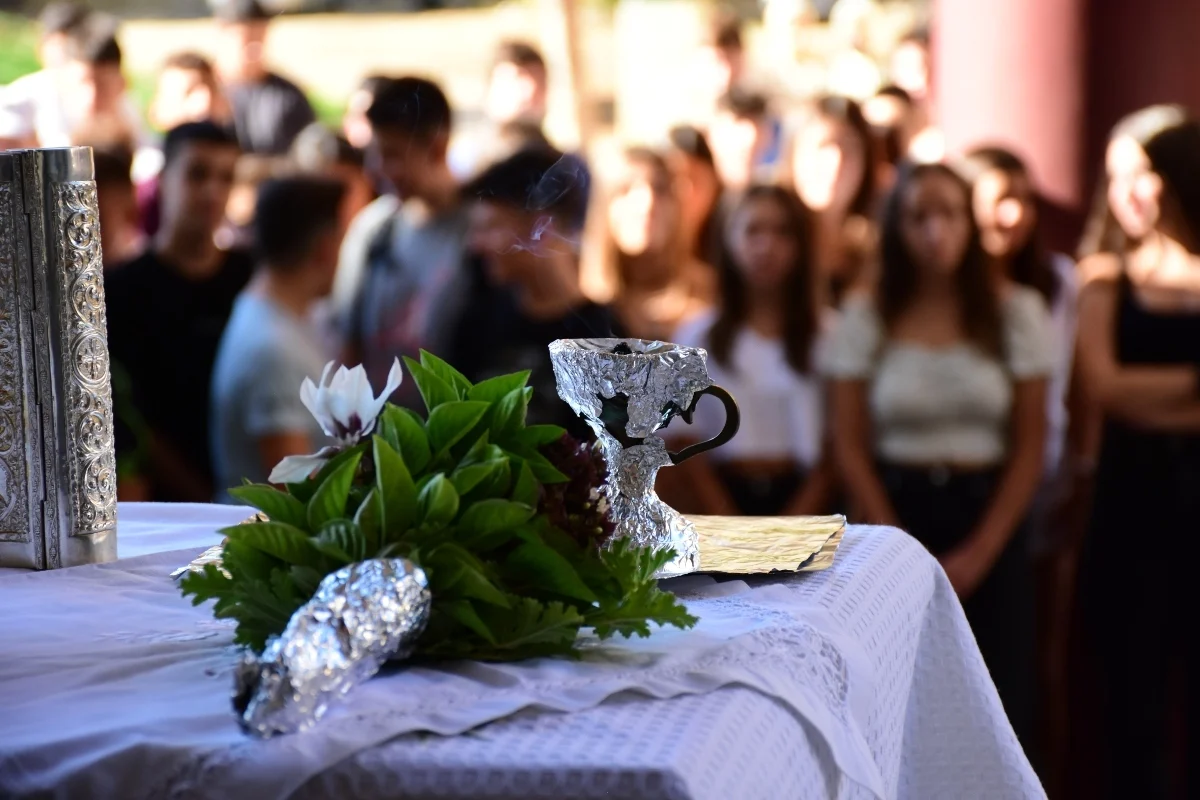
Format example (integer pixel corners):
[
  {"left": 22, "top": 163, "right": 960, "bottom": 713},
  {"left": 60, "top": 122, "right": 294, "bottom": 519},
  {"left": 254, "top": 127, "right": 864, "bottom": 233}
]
[{"left": 0, "top": 503, "right": 1044, "bottom": 800}]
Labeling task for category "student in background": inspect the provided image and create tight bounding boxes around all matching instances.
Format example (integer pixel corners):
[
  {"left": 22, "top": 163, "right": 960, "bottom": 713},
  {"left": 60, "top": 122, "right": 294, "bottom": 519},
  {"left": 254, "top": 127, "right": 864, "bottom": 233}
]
[
  {"left": 211, "top": 177, "right": 348, "bottom": 499},
  {"left": 335, "top": 76, "right": 469, "bottom": 410},
  {"left": 93, "top": 147, "right": 144, "bottom": 270},
  {"left": 707, "top": 88, "right": 776, "bottom": 193},
  {"left": 342, "top": 74, "right": 389, "bottom": 151},
  {"left": 582, "top": 147, "right": 715, "bottom": 341},
  {"left": 787, "top": 95, "right": 878, "bottom": 305},
  {"left": 105, "top": 122, "right": 251, "bottom": 502},
  {"left": 1073, "top": 105, "right": 1200, "bottom": 798},
  {"left": 0, "top": 2, "right": 90, "bottom": 149},
  {"left": 450, "top": 41, "right": 551, "bottom": 180},
  {"left": 214, "top": 0, "right": 315, "bottom": 155},
  {"left": 140, "top": 51, "right": 234, "bottom": 238},
  {"left": 958, "top": 146, "right": 1080, "bottom": 550},
  {"left": 448, "top": 147, "right": 621, "bottom": 438},
  {"left": 667, "top": 124, "right": 726, "bottom": 271},
  {"left": 291, "top": 122, "right": 374, "bottom": 224},
  {"left": 824, "top": 162, "right": 1052, "bottom": 748},
  {"left": 150, "top": 52, "right": 232, "bottom": 134},
  {"left": 669, "top": 186, "right": 834, "bottom": 516}
]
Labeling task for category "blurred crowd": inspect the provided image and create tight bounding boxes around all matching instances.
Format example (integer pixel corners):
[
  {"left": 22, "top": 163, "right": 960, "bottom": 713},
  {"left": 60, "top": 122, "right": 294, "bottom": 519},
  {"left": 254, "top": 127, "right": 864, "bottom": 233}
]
[{"left": 4, "top": 1, "right": 1200, "bottom": 796}]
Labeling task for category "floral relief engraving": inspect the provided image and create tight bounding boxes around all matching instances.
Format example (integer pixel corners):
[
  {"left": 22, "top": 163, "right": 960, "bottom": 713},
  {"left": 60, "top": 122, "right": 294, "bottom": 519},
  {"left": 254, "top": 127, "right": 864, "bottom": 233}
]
[
  {"left": 55, "top": 182, "right": 116, "bottom": 539},
  {"left": 0, "top": 183, "right": 30, "bottom": 542}
]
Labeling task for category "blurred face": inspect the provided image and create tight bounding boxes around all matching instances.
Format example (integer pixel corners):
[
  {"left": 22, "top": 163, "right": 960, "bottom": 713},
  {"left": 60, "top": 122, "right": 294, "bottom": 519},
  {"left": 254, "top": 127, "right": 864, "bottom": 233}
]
[
  {"left": 62, "top": 60, "right": 126, "bottom": 117},
  {"left": 159, "top": 142, "right": 239, "bottom": 238},
  {"left": 670, "top": 151, "right": 720, "bottom": 240},
  {"left": 972, "top": 167, "right": 1037, "bottom": 260},
  {"left": 485, "top": 62, "right": 546, "bottom": 125},
  {"left": 729, "top": 195, "right": 799, "bottom": 291},
  {"left": 342, "top": 88, "right": 375, "bottom": 149},
  {"left": 708, "top": 110, "right": 763, "bottom": 189},
  {"left": 40, "top": 32, "right": 70, "bottom": 70},
  {"left": 1106, "top": 135, "right": 1161, "bottom": 240},
  {"left": 467, "top": 201, "right": 540, "bottom": 285},
  {"left": 218, "top": 20, "right": 269, "bottom": 82},
  {"left": 899, "top": 171, "right": 973, "bottom": 276},
  {"left": 791, "top": 114, "right": 867, "bottom": 213},
  {"left": 607, "top": 160, "right": 677, "bottom": 257},
  {"left": 369, "top": 128, "right": 443, "bottom": 201},
  {"left": 151, "top": 67, "right": 219, "bottom": 131}
]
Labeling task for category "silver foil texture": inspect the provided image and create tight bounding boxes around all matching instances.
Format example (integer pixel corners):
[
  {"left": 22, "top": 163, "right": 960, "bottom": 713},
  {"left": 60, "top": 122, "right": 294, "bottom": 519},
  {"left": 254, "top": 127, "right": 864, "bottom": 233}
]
[
  {"left": 235, "top": 558, "right": 431, "bottom": 738},
  {"left": 549, "top": 339, "right": 712, "bottom": 577}
]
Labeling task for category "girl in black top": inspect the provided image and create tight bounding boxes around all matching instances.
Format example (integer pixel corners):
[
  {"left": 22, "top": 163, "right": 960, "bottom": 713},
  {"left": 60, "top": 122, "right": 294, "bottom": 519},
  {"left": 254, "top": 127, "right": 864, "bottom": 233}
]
[{"left": 1075, "top": 104, "right": 1200, "bottom": 799}]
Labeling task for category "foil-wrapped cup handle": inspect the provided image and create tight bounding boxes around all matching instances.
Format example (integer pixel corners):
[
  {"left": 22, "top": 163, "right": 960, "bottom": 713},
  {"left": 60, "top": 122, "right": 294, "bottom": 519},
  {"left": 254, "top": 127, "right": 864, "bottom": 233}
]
[{"left": 667, "top": 385, "right": 741, "bottom": 465}]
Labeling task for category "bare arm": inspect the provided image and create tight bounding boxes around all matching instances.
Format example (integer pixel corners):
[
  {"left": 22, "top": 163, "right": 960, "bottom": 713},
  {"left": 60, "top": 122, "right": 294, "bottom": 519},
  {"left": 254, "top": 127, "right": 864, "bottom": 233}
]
[
  {"left": 662, "top": 448, "right": 741, "bottom": 516},
  {"left": 1075, "top": 260, "right": 1199, "bottom": 421},
  {"left": 973, "top": 379, "right": 1047, "bottom": 560},
  {"left": 830, "top": 379, "right": 898, "bottom": 525},
  {"left": 782, "top": 449, "right": 837, "bottom": 516},
  {"left": 259, "top": 432, "right": 317, "bottom": 484}
]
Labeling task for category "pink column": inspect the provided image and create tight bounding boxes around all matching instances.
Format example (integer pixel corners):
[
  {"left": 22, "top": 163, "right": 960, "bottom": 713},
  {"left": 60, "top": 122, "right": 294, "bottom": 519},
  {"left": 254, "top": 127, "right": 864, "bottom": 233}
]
[{"left": 932, "top": 0, "right": 1086, "bottom": 212}]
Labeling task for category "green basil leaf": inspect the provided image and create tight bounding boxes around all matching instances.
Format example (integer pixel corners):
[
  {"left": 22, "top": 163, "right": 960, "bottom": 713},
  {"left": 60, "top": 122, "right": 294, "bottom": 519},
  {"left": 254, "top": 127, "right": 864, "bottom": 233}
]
[
  {"left": 426, "top": 400, "right": 490, "bottom": 455},
  {"left": 490, "top": 387, "right": 529, "bottom": 438},
  {"left": 403, "top": 356, "right": 459, "bottom": 412},
  {"left": 438, "top": 599, "right": 497, "bottom": 644},
  {"left": 418, "top": 474, "right": 459, "bottom": 526},
  {"left": 223, "top": 521, "right": 327, "bottom": 570},
  {"left": 510, "top": 460, "right": 539, "bottom": 506},
  {"left": 353, "top": 486, "right": 383, "bottom": 557},
  {"left": 373, "top": 436, "right": 418, "bottom": 536},
  {"left": 316, "top": 519, "right": 366, "bottom": 564},
  {"left": 377, "top": 405, "right": 431, "bottom": 474},
  {"left": 227, "top": 484, "right": 307, "bottom": 528},
  {"left": 451, "top": 460, "right": 505, "bottom": 496},
  {"left": 517, "top": 424, "right": 567, "bottom": 448},
  {"left": 457, "top": 498, "right": 536, "bottom": 540},
  {"left": 505, "top": 541, "right": 599, "bottom": 603},
  {"left": 509, "top": 447, "right": 569, "bottom": 484},
  {"left": 306, "top": 450, "right": 364, "bottom": 530},
  {"left": 419, "top": 350, "right": 473, "bottom": 396},
  {"left": 289, "top": 565, "right": 324, "bottom": 595},
  {"left": 467, "top": 370, "right": 531, "bottom": 404},
  {"left": 455, "top": 564, "right": 510, "bottom": 607}
]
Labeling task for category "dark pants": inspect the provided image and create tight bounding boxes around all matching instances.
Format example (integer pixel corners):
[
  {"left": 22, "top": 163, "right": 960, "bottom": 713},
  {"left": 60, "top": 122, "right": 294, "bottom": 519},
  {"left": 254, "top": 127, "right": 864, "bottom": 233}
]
[
  {"left": 716, "top": 464, "right": 805, "bottom": 517},
  {"left": 880, "top": 463, "right": 1036, "bottom": 751},
  {"left": 1079, "top": 430, "right": 1200, "bottom": 798}
]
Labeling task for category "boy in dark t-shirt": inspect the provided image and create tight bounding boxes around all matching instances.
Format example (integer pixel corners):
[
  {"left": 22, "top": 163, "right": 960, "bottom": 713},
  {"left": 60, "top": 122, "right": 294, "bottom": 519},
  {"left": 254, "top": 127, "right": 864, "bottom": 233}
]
[
  {"left": 446, "top": 147, "right": 621, "bottom": 439},
  {"left": 105, "top": 121, "right": 251, "bottom": 501}
]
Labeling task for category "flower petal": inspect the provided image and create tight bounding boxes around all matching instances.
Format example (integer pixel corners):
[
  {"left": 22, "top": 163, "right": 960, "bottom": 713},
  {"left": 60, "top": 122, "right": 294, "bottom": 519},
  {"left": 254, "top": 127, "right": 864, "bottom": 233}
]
[
  {"left": 364, "top": 358, "right": 404, "bottom": 430},
  {"left": 267, "top": 452, "right": 331, "bottom": 485}
]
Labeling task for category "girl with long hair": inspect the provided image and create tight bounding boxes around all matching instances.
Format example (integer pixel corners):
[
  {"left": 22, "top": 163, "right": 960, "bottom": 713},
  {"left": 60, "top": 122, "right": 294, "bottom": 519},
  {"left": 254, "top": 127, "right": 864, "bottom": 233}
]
[
  {"left": 1074, "top": 105, "right": 1200, "bottom": 798},
  {"left": 581, "top": 147, "right": 715, "bottom": 341},
  {"left": 959, "top": 146, "right": 1081, "bottom": 536},
  {"left": 670, "top": 185, "right": 835, "bottom": 516},
  {"left": 666, "top": 124, "right": 725, "bottom": 270},
  {"left": 787, "top": 95, "right": 879, "bottom": 305},
  {"left": 824, "top": 162, "right": 1052, "bottom": 747}
]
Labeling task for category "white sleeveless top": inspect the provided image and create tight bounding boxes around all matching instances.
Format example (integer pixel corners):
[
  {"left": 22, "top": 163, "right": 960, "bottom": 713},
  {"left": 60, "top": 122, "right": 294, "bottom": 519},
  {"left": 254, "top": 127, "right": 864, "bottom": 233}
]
[
  {"left": 820, "top": 286, "right": 1054, "bottom": 466},
  {"left": 672, "top": 311, "right": 827, "bottom": 467}
]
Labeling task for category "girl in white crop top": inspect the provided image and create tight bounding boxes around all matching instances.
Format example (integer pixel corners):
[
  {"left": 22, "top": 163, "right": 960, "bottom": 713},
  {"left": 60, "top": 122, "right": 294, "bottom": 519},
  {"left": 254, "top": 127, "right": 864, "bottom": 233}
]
[
  {"left": 667, "top": 185, "right": 835, "bottom": 517},
  {"left": 822, "top": 162, "right": 1052, "bottom": 747}
]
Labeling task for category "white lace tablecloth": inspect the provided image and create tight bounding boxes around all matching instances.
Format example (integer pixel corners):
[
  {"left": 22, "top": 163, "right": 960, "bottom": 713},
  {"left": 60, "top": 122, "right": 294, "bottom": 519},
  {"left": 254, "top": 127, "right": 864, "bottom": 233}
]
[{"left": 0, "top": 503, "right": 1043, "bottom": 800}]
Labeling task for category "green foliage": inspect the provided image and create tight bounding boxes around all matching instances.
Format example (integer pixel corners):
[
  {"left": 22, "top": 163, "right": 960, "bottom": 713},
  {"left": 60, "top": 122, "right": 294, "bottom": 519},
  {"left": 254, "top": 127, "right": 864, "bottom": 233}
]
[{"left": 181, "top": 350, "right": 696, "bottom": 662}]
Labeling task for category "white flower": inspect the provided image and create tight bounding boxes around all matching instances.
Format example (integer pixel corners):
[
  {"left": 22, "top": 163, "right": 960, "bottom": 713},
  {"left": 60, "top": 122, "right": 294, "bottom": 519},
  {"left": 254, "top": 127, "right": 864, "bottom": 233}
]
[{"left": 267, "top": 359, "right": 403, "bottom": 485}]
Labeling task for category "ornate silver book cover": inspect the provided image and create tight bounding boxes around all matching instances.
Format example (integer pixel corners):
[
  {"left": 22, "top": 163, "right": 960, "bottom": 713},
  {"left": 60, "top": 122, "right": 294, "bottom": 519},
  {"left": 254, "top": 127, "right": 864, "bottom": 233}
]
[{"left": 0, "top": 147, "right": 117, "bottom": 569}]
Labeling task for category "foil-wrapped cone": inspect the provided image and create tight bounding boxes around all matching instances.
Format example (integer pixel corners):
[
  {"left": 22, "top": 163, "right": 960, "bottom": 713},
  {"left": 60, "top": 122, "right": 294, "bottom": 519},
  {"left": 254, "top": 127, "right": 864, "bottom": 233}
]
[
  {"left": 235, "top": 558, "right": 431, "bottom": 738},
  {"left": 549, "top": 339, "right": 740, "bottom": 578}
]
